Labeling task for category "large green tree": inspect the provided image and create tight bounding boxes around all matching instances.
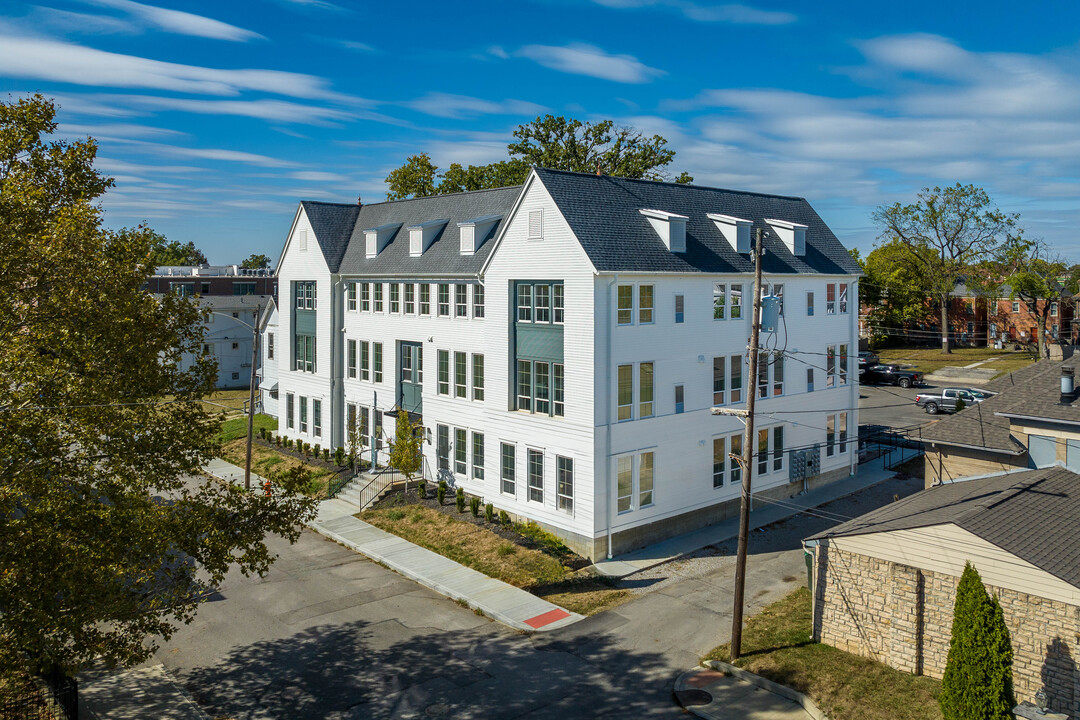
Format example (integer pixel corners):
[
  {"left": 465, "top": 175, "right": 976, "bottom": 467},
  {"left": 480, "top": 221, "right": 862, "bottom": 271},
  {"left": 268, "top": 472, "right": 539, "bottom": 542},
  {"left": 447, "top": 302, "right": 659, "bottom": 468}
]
[
  {"left": 939, "top": 563, "right": 1015, "bottom": 720},
  {"left": 858, "top": 240, "right": 936, "bottom": 345},
  {"left": 1005, "top": 239, "right": 1079, "bottom": 358},
  {"left": 873, "top": 184, "right": 1017, "bottom": 353},
  {"left": 146, "top": 230, "right": 207, "bottom": 267},
  {"left": 240, "top": 253, "right": 271, "bottom": 270},
  {"left": 0, "top": 95, "right": 317, "bottom": 676},
  {"left": 385, "top": 115, "right": 691, "bottom": 200}
]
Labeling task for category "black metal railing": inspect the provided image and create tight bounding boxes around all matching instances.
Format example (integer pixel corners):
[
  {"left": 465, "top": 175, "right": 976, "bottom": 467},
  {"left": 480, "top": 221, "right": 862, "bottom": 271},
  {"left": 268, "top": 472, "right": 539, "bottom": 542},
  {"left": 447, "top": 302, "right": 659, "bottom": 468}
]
[
  {"left": 1, "top": 668, "right": 78, "bottom": 720},
  {"left": 859, "top": 423, "right": 925, "bottom": 471}
]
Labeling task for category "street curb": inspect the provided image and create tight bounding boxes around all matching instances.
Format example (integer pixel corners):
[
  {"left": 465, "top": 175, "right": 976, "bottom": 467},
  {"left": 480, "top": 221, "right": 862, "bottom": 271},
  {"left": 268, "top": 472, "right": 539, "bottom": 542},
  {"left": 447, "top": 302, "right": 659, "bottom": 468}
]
[
  {"left": 308, "top": 516, "right": 584, "bottom": 634},
  {"left": 704, "top": 661, "right": 829, "bottom": 720}
]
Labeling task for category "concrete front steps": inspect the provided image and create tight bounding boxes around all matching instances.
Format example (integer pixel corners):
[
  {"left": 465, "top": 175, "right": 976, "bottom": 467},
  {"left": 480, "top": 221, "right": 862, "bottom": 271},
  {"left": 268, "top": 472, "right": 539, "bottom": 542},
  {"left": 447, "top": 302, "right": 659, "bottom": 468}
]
[{"left": 334, "top": 468, "right": 405, "bottom": 511}]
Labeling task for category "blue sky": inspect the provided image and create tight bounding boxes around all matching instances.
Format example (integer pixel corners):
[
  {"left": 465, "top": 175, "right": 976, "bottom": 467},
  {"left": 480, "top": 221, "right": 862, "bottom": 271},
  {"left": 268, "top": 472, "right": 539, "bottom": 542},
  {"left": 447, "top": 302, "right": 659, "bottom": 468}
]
[{"left": 2, "top": 0, "right": 1078, "bottom": 264}]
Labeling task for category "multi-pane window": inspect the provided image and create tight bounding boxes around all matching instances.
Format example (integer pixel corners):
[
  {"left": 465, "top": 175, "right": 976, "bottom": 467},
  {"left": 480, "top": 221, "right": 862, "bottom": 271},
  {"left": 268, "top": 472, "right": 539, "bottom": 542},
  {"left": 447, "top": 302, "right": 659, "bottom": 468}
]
[
  {"left": 517, "top": 360, "right": 532, "bottom": 411},
  {"left": 419, "top": 284, "right": 431, "bottom": 315},
  {"left": 617, "top": 456, "right": 632, "bottom": 513},
  {"left": 758, "top": 428, "right": 769, "bottom": 475},
  {"left": 438, "top": 350, "right": 449, "bottom": 395},
  {"left": 675, "top": 294, "right": 684, "bottom": 323},
  {"left": 535, "top": 284, "right": 551, "bottom": 323},
  {"left": 839, "top": 283, "right": 849, "bottom": 314},
  {"left": 347, "top": 339, "right": 357, "bottom": 378},
  {"left": 557, "top": 457, "right": 574, "bottom": 513},
  {"left": 827, "top": 414, "right": 849, "bottom": 456},
  {"left": 675, "top": 384, "right": 684, "bottom": 414},
  {"left": 295, "top": 281, "right": 316, "bottom": 309},
  {"left": 454, "top": 352, "right": 467, "bottom": 398},
  {"left": 730, "top": 433, "right": 742, "bottom": 485},
  {"left": 472, "top": 354, "right": 484, "bottom": 401},
  {"left": 518, "top": 284, "right": 533, "bottom": 322},
  {"left": 827, "top": 415, "right": 835, "bottom": 457},
  {"left": 527, "top": 449, "right": 544, "bottom": 502},
  {"left": 618, "top": 364, "right": 633, "bottom": 420},
  {"left": 234, "top": 282, "right": 257, "bottom": 296},
  {"left": 455, "top": 428, "right": 467, "bottom": 475},
  {"left": 1051, "top": 302, "right": 1059, "bottom": 317},
  {"left": 516, "top": 360, "right": 563, "bottom": 416},
  {"left": 826, "top": 284, "right": 836, "bottom": 314},
  {"left": 347, "top": 283, "right": 356, "bottom": 311},
  {"left": 535, "top": 362, "right": 550, "bottom": 414},
  {"left": 554, "top": 364, "right": 565, "bottom": 417},
  {"left": 373, "top": 342, "right": 383, "bottom": 382},
  {"left": 358, "top": 405, "right": 370, "bottom": 447},
  {"left": 286, "top": 393, "right": 294, "bottom": 429},
  {"left": 617, "top": 452, "right": 655, "bottom": 512},
  {"left": 299, "top": 396, "right": 308, "bottom": 433},
  {"left": 758, "top": 358, "right": 769, "bottom": 399},
  {"left": 639, "top": 362, "right": 654, "bottom": 418},
  {"left": 639, "top": 452, "right": 654, "bottom": 507},
  {"left": 713, "top": 357, "right": 726, "bottom": 404},
  {"left": 437, "top": 425, "right": 449, "bottom": 470},
  {"left": 404, "top": 283, "right": 415, "bottom": 314},
  {"left": 773, "top": 354, "right": 784, "bottom": 396},
  {"left": 839, "top": 344, "right": 848, "bottom": 385},
  {"left": 713, "top": 436, "right": 725, "bottom": 487},
  {"left": 267, "top": 333, "right": 274, "bottom": 360},
  {"left": 773, "top": 426, "right": 784, "bottom": 472},
  {"left": 730, "top": 355, "right": 743, "bottom": 403},
  {"left": 360, "top": 282, "right": 370, "bottom": 311},
  {"left": 1012, "top": 300, "right": 1020, "bottom": 313},
  {"left": 806, "top": 291, "right": 814, "bottom": 316},
  {"left": 361, "top": 341, "right": 370, "bottom": 380},
  {"left": 295, "top": 334, "right": 316, "bottom": 373},
  {"left": 713, "top": 283, "right": 726, "bottom": 319},
  {"left": 838, "top": 412, "right": 848, "bottom": 453},
  {"left": 501, "top": 443, "right": 516, "bottom": 495},
  {"left": 827, "top": 345, "right": 837, "bottom": 387},
  {"left": 455, "top": 284, "right": 468, "bottom": 317},
  {"left": 553, "top": 285, "right": 564, "bottom": 323},
  {"left": 639, "top": 285, "right": 654, "bottom": 324},
  {"left": 438, "top": 284, "right": 450, "bottom": 316},
  {"left": 730, "top": 284, "right": 743, "bottom": 319},
  {"left": 472, "top": 432, "right": 485, "bottom": 480},
  {"left": 313, "top": 399, "right": 322, "bottom": 437},
  {"left": 473, "top": 284, "right": 485, "bottom": 318},
  {"left": 390, "top": 283, "right": 400, "bottom": 313},
  {"left": 617, "top": 285, "right": 633, "bottom": 325},
  {"left": 373, "top": 282, "right": 384, "bottom": 312}
]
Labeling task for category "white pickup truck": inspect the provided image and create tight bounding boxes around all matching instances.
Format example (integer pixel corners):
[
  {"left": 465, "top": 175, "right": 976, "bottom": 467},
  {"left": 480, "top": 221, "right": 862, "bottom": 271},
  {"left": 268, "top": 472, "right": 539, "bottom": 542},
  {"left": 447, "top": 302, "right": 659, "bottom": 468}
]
[{"left": 914, "top": 387, "right": 995, "bottom": 415}]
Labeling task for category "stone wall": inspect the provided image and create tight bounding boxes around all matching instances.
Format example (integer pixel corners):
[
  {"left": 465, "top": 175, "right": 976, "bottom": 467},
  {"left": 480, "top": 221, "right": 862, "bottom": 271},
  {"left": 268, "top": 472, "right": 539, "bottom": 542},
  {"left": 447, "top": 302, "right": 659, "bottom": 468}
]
[{"left": 814, "top": 543, "right": 1080, "bottom": 716}]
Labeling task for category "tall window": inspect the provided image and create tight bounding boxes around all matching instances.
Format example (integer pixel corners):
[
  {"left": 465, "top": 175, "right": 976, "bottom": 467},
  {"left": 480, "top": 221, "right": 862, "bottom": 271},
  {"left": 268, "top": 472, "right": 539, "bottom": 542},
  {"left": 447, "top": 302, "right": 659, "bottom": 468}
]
[
  {"left": 713, "top": 437, "right": 725, "bottom": 487},
  {"left": 675, "top": 294, "right": 684, "bottom": 323},
  {"left": 553, "top": 285, "right": 564, "bottom": 323},
  {"left": 501, "top": 443, "right": 516, "bottom": 495},
  {"left": 618, "top": 452, "right": 655, "bottom": 512},
  {"left": 527, "top": 449, "right": 543, "bottom": 502},
  {"left": 286, "top": 393, "right": 294, "bottom": 429},
  {"left": 299, "top": 396, "right": 308, "bottom": 433},
  {"left": 826, "top": 284, "right": 836, "bottom": 314},
  {"left": 361, "top": 341, "right": 370, "bottom": 381},
  {"left": 373, "top": 342, "right": 383, "bottom": 383},
  {"left": 473, "top": 284, "right": 485, "bottom": 318},
  {"left": 730, "top": 284, "right": 743, "bottom": 319},
  {"left": 839, "top": 412, "right": 848, "bottom": 453},
  {"left": 267, "top": 333, "right": 275, "bottom": 360},
  {"left": 455, "top": 284, "right": 468, "bottom": 317},
  {"left": 437, "top": 425, "right": 449, "bottom": 470},
  {"left": 758, "top": 359, "right": 768, "bottom": 399},
  {"left": 390, "top": 283, "right": 400, "bottom": 313},
  {"left": 360, "top": 282, "right": 370, "bottom": 311},
  {"left": 639, "top": 285, "right": 654, "bottom": 324},
  {"left": 535, "top": 284, "right": 551, "bottom": 323},
  {"left": 517, "top": 360, "right": 532, "bottom": 411},
  {"left": 347, "top": 339, "right": 357, "bottom": 378},
  {"left": 839, "top": 283, "right": 849, "bottom": 314},
  {"left": 517, "top": 284, "right": 533, "bottom": 322},
  {"left": 806, "top": 291, "right": 814, "bottom": 316},
  {"left": 806, "top": 368, "right": 814, "bottom": 392},
  {"left": 617, "top": 285, "right": 633, "bottom": 325},
  {"left": 472, "top": 354, "right": 484, "bottom": 400},
  {"left": 773, "top": 426, "right": 784, "bottom": 472},
  {"left": 730, "top": 355, "right": 743, "bottom": 403},
  {"left": 758, "top": 428, "right": 769, "bottom": 474},
  {"left": 455, "top": 428, "right": 467, "bottom": 474},
  {"left": 639, "top": 452, "right": 654, "bottom": 507},
  {"left": 472, "top": 432, "right": 484, "bottom": 480},
  {"left": 827, "top": 414, "right": 836, "bottom": 457},
  {"left": 438, "top": 350, "right": 449, "bottom": 395},
  {"left": 438, "top": 283, "right": 450, "bottom": 316},
  {"left": 617, "top": 456, "right": 632, "bottom": 513},
  {"left": 295, "top": 281, "right": 316, "bottom": 309},
  {"left": 557, "top": 457, "right": 574, "bottom": 513},
  {"left": 535, "top": 361, "right": 550, "bottom": 414},
  {"left": 347, "top": 282, "right": 356, "bottom": 311},
  {"left": 839, "top": 344, "right": 848, "bottom": 385},
  {"left": 294, "top": 334, "right": 316, "bottom": 373},
  {"left": 675, "top": 384, "right": 685, "bottom": 414},
  {"left": 373, "top": 282, "right": 383, "bottom": 312},
  {"left": 827, "top": 345, "right": 836, "bottom": 387},
  {"left": 404, "top": 283, "right": 415, "bottom": 314},
  {"left": 313, "top": 399, "right": 322, "bottom": 437},
  {"left": 454, "top": 351, "right": 467, "bottom": 398},
  {"left": 618, "top": 364, "right": 633, "bottom": 420},
  {"left": 713, "top": 283, "right": 726, "bottom": 320},
  {"left": 554, "top": 364, "right": 565, "bottom": 417},
  {"left": 713, "top": 357, "right": 726, "bottom": 404},
  {"left": 419, "top": 284, "right": 431, "bottom": 315},
  {"left": 772, "top": 355, "right": 784, "bottom": 396},
  {"left": 639, "top": 362, "right": 654, "bottom": 418},
  {"left": 730, "top": 433, "right": 742, "bottom": 485}
]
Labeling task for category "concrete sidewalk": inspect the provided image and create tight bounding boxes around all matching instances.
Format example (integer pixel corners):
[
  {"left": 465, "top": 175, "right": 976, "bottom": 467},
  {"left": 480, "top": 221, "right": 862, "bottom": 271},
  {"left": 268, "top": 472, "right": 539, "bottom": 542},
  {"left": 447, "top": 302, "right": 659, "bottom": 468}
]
[
  {"left": 674, "top": 665, "right": 820, "bottom": 719},
  {"left": 203, "top": 457, "right": 269, "bottom": 488},
  {"left": 592, "top": 458, "right": 900, "bottom": 577},
  {"left": 79, "top": 664, "right": 209, "bottom": 720},
  {"left": 311, "top": 499, "right": 583, "bottom": 632}
]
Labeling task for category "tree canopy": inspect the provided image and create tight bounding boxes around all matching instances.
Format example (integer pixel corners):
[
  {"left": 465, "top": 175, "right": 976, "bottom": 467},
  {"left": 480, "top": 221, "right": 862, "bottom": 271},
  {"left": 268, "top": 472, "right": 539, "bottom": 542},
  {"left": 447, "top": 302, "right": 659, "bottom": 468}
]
[
  {"left": 240, "top": 253, "right": 271, "bottom": 270},
  {"left": 1005, "top": 238, "right": 1079, "bottom": 357},
  {"left": 385, "top": 115, "right": 691, "bottom": 200},
  {"left": 147, "top": 230, "right": 207, "bottom": 267},
  {"left": 0, "top": 95, "right": 317, "bottom": 676},
  {"left": 857, "top": 240, "right": 936, "bottom": 345}
]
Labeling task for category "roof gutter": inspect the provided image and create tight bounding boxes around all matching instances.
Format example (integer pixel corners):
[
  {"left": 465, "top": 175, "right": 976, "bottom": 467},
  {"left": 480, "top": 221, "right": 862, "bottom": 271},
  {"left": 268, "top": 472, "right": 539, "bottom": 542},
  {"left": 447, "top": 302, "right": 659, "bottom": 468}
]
[
  {"left": 994, "top": 412, "right": 1080, "bottom": 428},
  {"left": 919, "top": 439, "right": 1026, "bottom": 456}
]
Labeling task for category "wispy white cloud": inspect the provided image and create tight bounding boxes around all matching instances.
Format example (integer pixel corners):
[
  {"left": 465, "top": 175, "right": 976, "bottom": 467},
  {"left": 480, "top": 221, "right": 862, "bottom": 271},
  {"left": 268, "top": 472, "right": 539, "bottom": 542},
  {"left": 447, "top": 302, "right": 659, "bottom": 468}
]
[
  {"left": 307, "top": 35, "right": 377, "bottom": 52},
  {"left": 405, "top": 93, "right": 547, "bottom": 119},
  {"left": 516, "top": 43, "right": 664, "bottom": 83},
  {"left": 95, "top": 157, "right": 205, "bottom": 175},
  {"left": 590, "top": 0, "right": 796, "bottom": 25},
  {"left": 107, "top": 95, "right": 353, "bottom": 125},
  {"left": 75, "top": 0, "right": 263, "bottom": 41},
  {"left": 57, "top": 122, "right": 184, "bottom": 138},
  {"left": 291, "top": 170, "right": 351, "bottom": 182},
  {"left": 0, "top": 35, "right": 355, "bottom": 101},
  {"left": 96, "top": 137, "right": 296, "bottom": 167}
]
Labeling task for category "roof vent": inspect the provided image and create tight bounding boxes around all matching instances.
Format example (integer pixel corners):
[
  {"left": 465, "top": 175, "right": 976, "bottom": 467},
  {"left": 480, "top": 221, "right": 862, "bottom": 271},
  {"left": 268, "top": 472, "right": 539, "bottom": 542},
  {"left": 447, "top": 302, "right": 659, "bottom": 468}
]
[
  {"left": 1060, "top": 366, "right": 1075, "bottom": 404},
  {"left": 458, "top": 214, "right": 502, "bottom": 256},
  {"left": 408, "top": 219, "right": 449, "bottom": 257},
  {"left": 640, "top": 209, "right": 688, "bottom": 253},
  {"left": 766, "top": 218, "right": 807, "bottom": 256},
  {"left": 364, "top": 222, "right": 401, "bottom": 259},
  {"left": 708, "top": 213, "right": 752, "bottom": 254}
]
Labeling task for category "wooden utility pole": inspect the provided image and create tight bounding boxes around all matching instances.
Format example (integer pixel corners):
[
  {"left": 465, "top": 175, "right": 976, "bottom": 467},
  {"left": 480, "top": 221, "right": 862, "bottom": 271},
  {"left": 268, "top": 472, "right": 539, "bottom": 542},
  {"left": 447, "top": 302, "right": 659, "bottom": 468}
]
[
  {"left": 731, "top": 227, "right": 765, "bottom": 661},
  {"left": 243, "top": 304, "right": 262, "bottom": 492}
]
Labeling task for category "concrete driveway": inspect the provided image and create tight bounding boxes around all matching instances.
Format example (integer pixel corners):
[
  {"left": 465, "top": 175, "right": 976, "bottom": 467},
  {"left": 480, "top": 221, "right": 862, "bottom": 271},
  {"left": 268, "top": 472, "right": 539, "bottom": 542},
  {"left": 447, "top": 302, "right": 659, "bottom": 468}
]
[
  {"left": 859, "top": 383, "right": 935, "bottom": 431},
  {"left": 153, "top": 476, "right": 920, "bottom": 719}
]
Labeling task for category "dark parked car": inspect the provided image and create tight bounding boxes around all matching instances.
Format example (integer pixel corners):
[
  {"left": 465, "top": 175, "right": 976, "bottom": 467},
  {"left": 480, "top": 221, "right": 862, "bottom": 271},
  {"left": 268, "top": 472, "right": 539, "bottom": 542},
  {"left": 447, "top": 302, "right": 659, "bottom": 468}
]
[
  {"left": 858, "top": 351, "right": 880, "bottom": 368},
  {"left": 860, "top": 364, "right": 924, "bottom": 388}
]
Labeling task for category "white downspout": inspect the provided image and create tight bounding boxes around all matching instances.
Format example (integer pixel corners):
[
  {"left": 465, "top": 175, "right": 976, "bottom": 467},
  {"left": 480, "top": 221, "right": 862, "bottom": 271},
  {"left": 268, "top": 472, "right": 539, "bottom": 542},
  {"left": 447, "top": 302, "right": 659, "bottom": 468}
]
[
  {"left": 606, "top": 273, "right": 618, "bottom": 559},
  {"left": 849, "top": 278, "right": 858, "bottom": 477}
]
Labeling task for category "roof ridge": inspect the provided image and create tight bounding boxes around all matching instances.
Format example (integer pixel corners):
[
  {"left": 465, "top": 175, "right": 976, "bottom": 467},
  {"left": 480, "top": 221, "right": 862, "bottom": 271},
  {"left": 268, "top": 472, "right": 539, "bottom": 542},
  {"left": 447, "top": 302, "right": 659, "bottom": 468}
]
[
  {"left": 534, "top": 166, "right": 808, "bottom": 202},
  {"left": 357, "top": 184, "right": 524, "bottom": 209}
]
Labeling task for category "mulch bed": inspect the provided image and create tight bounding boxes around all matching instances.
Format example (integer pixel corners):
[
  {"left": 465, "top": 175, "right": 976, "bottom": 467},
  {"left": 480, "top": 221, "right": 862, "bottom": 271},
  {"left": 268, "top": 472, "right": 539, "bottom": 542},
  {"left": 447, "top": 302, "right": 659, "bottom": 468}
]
[{"left": 373, "top": 488, "right": 591, "bottom": 571}]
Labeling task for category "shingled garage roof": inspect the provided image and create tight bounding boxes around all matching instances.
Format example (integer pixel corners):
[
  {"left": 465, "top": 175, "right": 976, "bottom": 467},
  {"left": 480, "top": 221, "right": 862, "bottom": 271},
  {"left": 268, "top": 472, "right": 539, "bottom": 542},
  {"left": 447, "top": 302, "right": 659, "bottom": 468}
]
[
  {"left": 533, "top": 167, "right": 862, "bottom": 276},
  {"left": 918, "top": 387, "right": 1024, "bottom": 454},
  {"left": 993, "top": 359, "right": 1080, "bottom": 424},
  {"left": 299, "top": 201, "right": 361, "bottom": 273},
  {"left": 808, "top": 465, "right": 1080, "bottom": 590},
  {"left": 337, "top": 186, "right": 521, "bottom": 276}
]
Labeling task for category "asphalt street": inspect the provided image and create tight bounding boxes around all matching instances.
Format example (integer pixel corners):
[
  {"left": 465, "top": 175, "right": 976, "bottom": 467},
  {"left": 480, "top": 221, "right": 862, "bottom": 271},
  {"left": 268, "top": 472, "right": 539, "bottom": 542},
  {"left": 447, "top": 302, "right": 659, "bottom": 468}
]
[
  {"left": 858, "top": 382, "right": 936, "bottom": 431},
  {"left": 153, "top": 475, "right": 921, "bottom": 720}
]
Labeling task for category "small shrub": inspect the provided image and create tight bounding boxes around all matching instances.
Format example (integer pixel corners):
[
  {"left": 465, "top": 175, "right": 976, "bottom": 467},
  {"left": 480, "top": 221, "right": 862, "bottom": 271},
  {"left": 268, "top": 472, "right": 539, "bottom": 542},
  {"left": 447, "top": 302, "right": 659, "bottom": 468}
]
[
  {"left": 387, "top": 509, "right": 406, "bottom": 521},
  {"left": 417, "top": 480, "right": 426, "bottom": 498},
  {"left": 485, "top": 503, "right": 494, "bottom": 522},
  {"left": 496, "top": 543, "right": 517, "bottom": 557},
  {"left": 470, "top": 496, "right": 481, "bottom": 517},
  {"left": 313, "top": 443, "right": 321, "bottom": 459},
  {"left": 323, "top": 448, "right": 330, "bottom": 462},
  {"left": 275, "top": 435, "right": 282, "bottom": 447},
  {"left": 456, "top": 487, "right": 465, "bottom": 513},
  {"left": 515, "top": 521, "right": 572, "bottom": 557},
  {"left": 499, "top": 510, "right": 509, "bottom": 525},
  {"left": 436, "top": 481, "right": 447, "bottom": 505},
  {"left": 334, "top": 447, "right": 345, "bottom": 465}
]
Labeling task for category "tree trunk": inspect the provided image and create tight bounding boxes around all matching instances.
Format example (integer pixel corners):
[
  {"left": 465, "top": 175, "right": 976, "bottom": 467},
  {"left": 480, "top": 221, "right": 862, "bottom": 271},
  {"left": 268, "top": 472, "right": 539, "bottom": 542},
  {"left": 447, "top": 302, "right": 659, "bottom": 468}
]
[
  {"left": 1037, "top": 311, "right": 1047, "bottom": 361},
  {"left": 940, "top": 293, "right": 951, "bottom": 354}
]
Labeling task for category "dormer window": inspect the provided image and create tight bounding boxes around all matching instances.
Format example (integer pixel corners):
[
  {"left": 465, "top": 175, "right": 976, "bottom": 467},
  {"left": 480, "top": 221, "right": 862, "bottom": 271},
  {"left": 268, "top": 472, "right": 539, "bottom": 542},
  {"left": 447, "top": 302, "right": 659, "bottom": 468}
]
[
  {"left": 458, "top": 214, "right": 502, "bottom": 256},
  {"left": 765, "top": 219, "right": 807, "bottom": 256},
  {"left": 708, "top": 214, "right": 752, "bottom": 253},
  {"left": 364, "top": 223, "right": 401, "bottom": 259},
  {"left": 408, "top": 219, "right": 448, "bottom": 257},
  {"left": 639, "top": 209, "right": 688, "bottom": 253}
]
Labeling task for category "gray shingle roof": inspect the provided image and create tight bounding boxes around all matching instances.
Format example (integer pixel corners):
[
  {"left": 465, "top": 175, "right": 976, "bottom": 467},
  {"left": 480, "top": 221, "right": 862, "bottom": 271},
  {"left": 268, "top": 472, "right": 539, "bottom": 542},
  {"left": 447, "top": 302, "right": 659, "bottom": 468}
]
[
  {"left": 337, "top": 186, "right": 521, "bottom": 276},
  {"left": 808, "top": 466, "right": 1080, "bottom": 590},
  {"left": 918, "top": 388, "right": 1024, "bottom": 453},
  {"left": 993, "top": 358, "right": 1080, "bottom": 424},
  {"left": 300, "top": 201, "right": 362, "bottom": 273},
  {"left": 534, "top": 168, "right": 861, "bottom": 275}
]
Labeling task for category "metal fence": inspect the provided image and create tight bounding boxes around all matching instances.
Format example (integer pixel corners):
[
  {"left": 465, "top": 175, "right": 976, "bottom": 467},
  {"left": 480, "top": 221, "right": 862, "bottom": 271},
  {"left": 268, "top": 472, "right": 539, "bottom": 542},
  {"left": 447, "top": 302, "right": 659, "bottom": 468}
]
[
  {"left": 859, "top": 423, "right": 925, "bottom": 471},
  {"left": 1, "top": 668, "right": 78, "bottom": 720}
]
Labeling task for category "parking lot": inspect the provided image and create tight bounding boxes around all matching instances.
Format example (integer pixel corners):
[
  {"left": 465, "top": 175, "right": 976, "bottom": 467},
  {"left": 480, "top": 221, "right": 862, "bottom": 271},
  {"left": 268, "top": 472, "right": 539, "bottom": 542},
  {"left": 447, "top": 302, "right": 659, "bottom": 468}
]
[{"left": 858, "top": 382, "right": 937, "bottom": 431}]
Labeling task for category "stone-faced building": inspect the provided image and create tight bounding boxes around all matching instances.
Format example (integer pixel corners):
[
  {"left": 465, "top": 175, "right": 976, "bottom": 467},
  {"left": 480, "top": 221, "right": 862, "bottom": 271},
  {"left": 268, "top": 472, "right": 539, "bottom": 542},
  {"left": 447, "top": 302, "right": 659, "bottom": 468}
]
[{"left": 805, "top": 465, "right": 1080, "bottom": 717}]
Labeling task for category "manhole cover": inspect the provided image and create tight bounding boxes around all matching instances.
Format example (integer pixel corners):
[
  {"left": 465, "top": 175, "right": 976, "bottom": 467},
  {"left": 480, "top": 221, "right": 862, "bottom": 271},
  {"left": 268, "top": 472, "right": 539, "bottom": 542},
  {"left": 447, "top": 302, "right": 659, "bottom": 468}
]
[
  {"left": 675, "top": 689, "right": 713, "bottom": 707},
  {"left": 425, "top": 703, "right": 450, "bottom": 717}
]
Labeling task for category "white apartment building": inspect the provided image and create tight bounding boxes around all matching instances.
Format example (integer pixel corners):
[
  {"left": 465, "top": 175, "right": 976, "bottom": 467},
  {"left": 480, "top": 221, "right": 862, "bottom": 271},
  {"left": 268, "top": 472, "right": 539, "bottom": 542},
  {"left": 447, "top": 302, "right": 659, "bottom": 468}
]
[{"left": 270, "top": 168, "right": 861, "bottom": 559}]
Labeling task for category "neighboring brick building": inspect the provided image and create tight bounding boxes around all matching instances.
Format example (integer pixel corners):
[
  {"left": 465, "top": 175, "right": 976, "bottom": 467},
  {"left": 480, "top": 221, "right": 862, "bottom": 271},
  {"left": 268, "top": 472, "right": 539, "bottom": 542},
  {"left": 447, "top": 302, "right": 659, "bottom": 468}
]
[
  {"left": 147, "top": 265, "right": 276, "bottom": 297},
  {"left": 805, "top": 466, "right": 1080, "bottom": 717}
]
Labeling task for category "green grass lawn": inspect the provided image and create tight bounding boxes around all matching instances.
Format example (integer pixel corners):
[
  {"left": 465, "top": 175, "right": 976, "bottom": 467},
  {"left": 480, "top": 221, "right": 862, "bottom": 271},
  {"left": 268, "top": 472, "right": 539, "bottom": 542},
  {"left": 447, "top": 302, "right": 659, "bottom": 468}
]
[
  {"left": 217, "top": 437, "right": 338, "bottom": 497},
  {"left": 217, "top": 413, "right": 277, "bottom": 444},
  {"left": 877, "top": 347, "right": 1035, "bottom": 378},
  {"left": 704, "top": 588, "right": 942, "bottom": 720}
]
